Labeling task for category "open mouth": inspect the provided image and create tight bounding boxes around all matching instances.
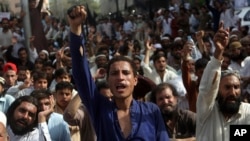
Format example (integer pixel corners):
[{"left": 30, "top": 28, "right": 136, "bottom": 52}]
[
  {"left": 226, "top": 97, "right": 237, "bottom": 103},
  {"left": 116, "top": 83, "right": 126, "bottom": 92}
]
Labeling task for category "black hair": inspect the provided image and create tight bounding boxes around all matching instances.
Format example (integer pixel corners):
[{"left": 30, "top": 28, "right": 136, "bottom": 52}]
[
  {"left": 133, "top": 56, "right": 142, "bottom": 62},
  {"left": 96, "top": 80, "right": 110, "bottom": 91},
  {"left": 43, "top": 61, "right": 54, "bottom": 68},
  {"left": 18, "top": 47, "right": 28, "bottom": 55},
  {"left": 152, "top": 48, "right": 168, "bottom": 57},
  {"left": 30, "top": 89, "right": 52, "bottom": 101},
  {"left": 55, "top": 81, "right": 74, "bottom": 92},
  {"left": 152, "top": 54, "right": 167, "bottom": 63},
  {"left": 18, "top": 65, "right": 30, "bottom": 72},
  {"left": 106, "top": 56, "right": 137, "bottom": 78},
  {"left": 150, "top": 83, "right": 178, "bottom": 104},
  {"left": 54, "top": 68, "right": 70, "bottom": 78},
  {"left": 195, "top": 58, "right": 209, "bottom": 71},
  {"left": 32, "top": 71, "right": 48, "bottom": 82},
  {"left": 35, "top": 58, "right": 45, "bottom": 64},
  {"left": 6, "top": 96, "right": 39, "bottom": 130}
]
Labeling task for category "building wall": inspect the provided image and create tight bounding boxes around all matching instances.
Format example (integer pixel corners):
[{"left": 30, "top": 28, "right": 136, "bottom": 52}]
[
  {"left": 0, "top": 0, "right": 50, "bottom": 16},
  {"left": 0, "top": 0, "right": 20, "bottom": 15},
  {"left": 99, "top": 0, "right": 134, "bottom": 15}
]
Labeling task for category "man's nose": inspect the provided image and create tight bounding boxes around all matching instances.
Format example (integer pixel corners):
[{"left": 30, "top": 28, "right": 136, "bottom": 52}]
[
  {"left": 23, "top": 112, "right": 29, "bottom": 119},
  {"left": 117, "top": 72, "right": 125, "bottom": 79}
]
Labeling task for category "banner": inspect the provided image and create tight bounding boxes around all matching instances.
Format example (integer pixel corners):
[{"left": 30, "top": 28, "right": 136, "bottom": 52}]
[{"left": 0, "top": 12, "right": 10, "bottom": 21}]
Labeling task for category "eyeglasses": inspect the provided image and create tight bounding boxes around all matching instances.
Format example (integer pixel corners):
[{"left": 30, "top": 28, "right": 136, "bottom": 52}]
[{"left": 221, "top": 70, "right": 240, "bottom": 80}]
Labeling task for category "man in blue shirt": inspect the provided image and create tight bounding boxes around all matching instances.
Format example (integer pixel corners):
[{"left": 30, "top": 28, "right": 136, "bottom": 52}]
[
  {"left": 0, "top": 77, "right": 15, "bottom": 114},
  {"left": 31, "top": 89, "right": 71, "bottom": 141},
  {"left": 68, "top": 5, "right": 169, "bottom": 141}
]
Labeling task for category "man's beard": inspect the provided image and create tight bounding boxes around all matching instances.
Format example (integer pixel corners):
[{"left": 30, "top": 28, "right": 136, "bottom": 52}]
[
  {"left": 231, "top": 52, "right": 246, "bottom": 62},
  {"left": 161, "top": 104, "right": 177, "bottom": 120},
  {"left": 2, "top": 26, "right": 8, "bottom": 31},
  {"left": 217, "top": 93, "right": 241, "bottom": 115},
  {"left": 10, "top": 118, "right": 36, "bottom": 135}
]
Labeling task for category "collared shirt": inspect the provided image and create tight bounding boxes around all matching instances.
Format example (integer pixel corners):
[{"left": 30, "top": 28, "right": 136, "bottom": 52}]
[
  {"left": 7, "top": 122, "right": 51, "bottom": 141},
  {"left": 70, "top": 32, "right": 169, "bottom": 141},
  {"left": 197, "top": 57, "right": 250, "bottom": 141},
  {"left": 47, "top": 113, "right": 71, "bottom": 141},
  {"left": 164, "top": 108, "right": 196, "bottom": 139},
  {"left": 0, "top": 94, "right": 15, "bottom": 113},
  {"left": 142, "top": 62, "right": 178, "bottom": 85}
]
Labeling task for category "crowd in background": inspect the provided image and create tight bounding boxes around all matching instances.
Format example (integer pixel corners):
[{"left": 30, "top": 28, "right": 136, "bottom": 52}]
[{"left": 0, "top": 0, "right": 250, "bottom": 140}]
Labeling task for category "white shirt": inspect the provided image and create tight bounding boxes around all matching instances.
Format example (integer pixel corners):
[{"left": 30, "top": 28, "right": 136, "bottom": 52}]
[
  {"left": 0, "top": 28, "right": 13, "bottom": 58},
  {"left": 220, "top": 8, "right": 234, "bottom": 29},
  {"left": 123, "top": 20, "right": 134, "bottom": 34},
  {"left": 228, "top": 60, "right": 245, "bottom": 72},
  {"left": 7, "top": 122, "right": 51, "bottom": 141},
  {"left": 240, "top": 56, "right": 250, "bottom": 77},
  {"left": 162, "top": 17, "right": 172, "bottom": 35},
  {"left": 6, "top": 81, "right": 24, "bottom": 97},
  {"left": 102, "top": 22, "right": 113, "bottom": 38},
  {"left": 14, "top": 86, "right": 35, "bottom": 98},
  {"left": 142, "top": 62, "right": 178, "bottom": 85},
  {"left": 196, "top": 57, "right": 250, "bottom": 141}
]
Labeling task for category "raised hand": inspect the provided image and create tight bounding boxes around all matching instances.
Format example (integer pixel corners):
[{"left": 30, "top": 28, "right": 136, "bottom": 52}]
[
  {"left": 67, "top": 5, "right": 87, "bottom": 35},
  {"left": 213, "top": 22, "right": 229, "bottom": 52},
  {"left": 128, "top": 41, "right": 134, "bottom": 51},
  {"left": 93, "top": 68, "right": 106, "bottom": 80},
  {"left": 196, "top": 30, "right": 204, "bottom": 40},
  {"left": 146, "top": 39, "right": 153, "bottom": 51},
  {"left": 96, "top": 33, "right": 103, "bottom": 43},
  {"left": 56, "top": 47, "right": 65, "bottom": 61},
  {"left": 213, "top": 22, "right": 229, "bottom": 60},
  {"left": 182, "top": 41, "right": 193, "bottom": 60},
  {"left": 38, "top": 95, "right": 54, "bottom": 123}
]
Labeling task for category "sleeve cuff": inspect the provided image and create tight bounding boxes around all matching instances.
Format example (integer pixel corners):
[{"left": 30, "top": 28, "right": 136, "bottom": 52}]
[
  {"left": 211, "top": 56, "right": 223, "bottom": 66},
  {"left": 38, "top": 122, "right": 51, "bottom": 141}
]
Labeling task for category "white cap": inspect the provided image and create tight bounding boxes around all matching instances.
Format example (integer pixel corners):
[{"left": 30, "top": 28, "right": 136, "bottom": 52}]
[
  {"left": 174, "top": 37, "right": 182, "bottom": 42},
  {"left": 161, "top": 36, "right": 170, "bottom": 40},
  {"left": 169, "top": 6, "right": 175, "bottom": 11},
  {"left": 40, "top": 50, "right": 49, "bottom": 57},
  {"left": 154, "top": 43, "right": 162, "bottom": 49},
  {"left": 0, "top": 111, "right": 6, "bottom": 127}
]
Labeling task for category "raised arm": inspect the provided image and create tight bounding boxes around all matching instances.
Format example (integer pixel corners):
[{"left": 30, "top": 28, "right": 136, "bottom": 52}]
[
  {"left": 197, "top": 22, "right": 229, "bottom": 120},
  {"left": 181, "top": 42, "right": 197, "bottom": 112},
  {"left": 68, "top": 5, "right": 100, "bottom": 120},
  {"left": 196, "top": 30, "right": 209, "bottom": 57},
  {"left": 142, "top": 40, "right": 154, "bottom": 77}
]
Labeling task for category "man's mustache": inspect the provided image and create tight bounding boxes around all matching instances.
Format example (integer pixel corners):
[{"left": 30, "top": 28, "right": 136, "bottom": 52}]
[{"left": 16, "top": 119, "right": 28, "bottom": 126}]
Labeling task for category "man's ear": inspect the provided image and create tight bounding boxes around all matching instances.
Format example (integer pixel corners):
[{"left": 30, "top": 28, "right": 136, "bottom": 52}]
[{"left": 134, "top": 76, "right": 138, "bottom": 86}]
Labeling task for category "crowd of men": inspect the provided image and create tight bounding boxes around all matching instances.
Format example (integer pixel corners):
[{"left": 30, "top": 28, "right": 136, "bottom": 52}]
[{"left": 0, "top": 0, "right": 250, "bottom": 141}]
